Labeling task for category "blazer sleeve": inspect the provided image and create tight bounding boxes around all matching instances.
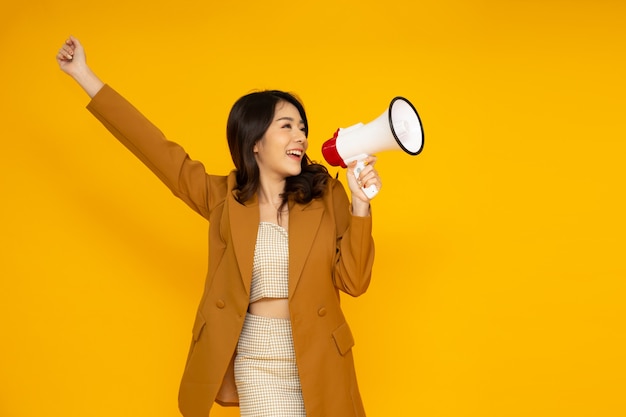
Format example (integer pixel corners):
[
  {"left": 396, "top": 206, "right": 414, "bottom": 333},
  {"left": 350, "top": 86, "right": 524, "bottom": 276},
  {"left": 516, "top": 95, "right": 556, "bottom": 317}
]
[
  {"left": 86, "top": 85, "right": 220, "bottom": 219},
  {"left": 330, "top": 179, "right": 375, "bottom": 297}
]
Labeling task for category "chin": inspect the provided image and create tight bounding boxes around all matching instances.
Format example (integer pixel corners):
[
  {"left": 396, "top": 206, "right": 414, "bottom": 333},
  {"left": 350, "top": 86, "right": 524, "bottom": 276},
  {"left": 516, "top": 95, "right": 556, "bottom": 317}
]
[{"left": 287, "top": 168, "right": 302, "bottom": 177}]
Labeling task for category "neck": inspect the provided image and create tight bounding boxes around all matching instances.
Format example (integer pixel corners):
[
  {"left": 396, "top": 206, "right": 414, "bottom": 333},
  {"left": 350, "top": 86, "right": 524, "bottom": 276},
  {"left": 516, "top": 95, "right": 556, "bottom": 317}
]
[{"left": 257, "top": 180, "right": 286, "bottom": 208}]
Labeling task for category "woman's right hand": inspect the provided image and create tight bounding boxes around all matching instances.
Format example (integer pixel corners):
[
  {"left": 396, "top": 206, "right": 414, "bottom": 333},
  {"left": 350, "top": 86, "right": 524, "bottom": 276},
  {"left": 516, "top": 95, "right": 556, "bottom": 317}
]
[
  {"left": 56, "top": 36, "right": 85, "bottom": 77},
  {"left": 56, "top": 36, "right": 104, "bottom": 98}
]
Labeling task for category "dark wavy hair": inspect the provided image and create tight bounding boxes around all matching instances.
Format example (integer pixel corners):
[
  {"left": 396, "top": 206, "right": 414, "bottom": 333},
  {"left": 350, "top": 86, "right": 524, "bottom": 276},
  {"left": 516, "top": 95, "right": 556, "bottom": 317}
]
[{"left": 226, "top": 90, "right": 330, "bottom": 210}]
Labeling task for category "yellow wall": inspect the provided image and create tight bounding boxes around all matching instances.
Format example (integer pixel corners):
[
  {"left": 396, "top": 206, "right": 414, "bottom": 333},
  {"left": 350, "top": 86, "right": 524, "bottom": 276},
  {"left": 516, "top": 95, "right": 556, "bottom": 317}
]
[{"left": 1, "top": 1, "right": 625, "bottom": 416}]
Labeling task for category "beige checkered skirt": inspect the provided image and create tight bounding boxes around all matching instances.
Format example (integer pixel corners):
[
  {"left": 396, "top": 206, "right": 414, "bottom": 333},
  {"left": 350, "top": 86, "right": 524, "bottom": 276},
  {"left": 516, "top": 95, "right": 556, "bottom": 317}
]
[{"left": 234, "top": 313, "right": 306, "bottom": 417}]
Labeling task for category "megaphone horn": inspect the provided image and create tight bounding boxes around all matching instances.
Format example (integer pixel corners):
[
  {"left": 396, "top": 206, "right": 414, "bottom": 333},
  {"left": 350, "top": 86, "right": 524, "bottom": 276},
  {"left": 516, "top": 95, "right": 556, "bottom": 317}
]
[{"left": 321, "top": 96, "right": 424, "bottom": 198}]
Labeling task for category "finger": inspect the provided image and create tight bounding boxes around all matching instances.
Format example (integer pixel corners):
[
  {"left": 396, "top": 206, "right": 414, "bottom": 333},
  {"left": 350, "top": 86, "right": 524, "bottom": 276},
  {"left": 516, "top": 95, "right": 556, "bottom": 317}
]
[
  {"left": 69, "top": 36, "right": 84, "bottom": 53},
  {"left": 57, "top": 48, "right": 73, "bottom": 61},
  {"left": 58, "top": 42, "right": 75, "bottom": 59},
  {"left": 361, "top": 169, "right": 381, "bottom": 188},
  {"left": 363, "top": 155, "right": 377, "bottom": 167},
  {"left": 360, "top": 174, "right": 375, "bottom": 189},
  {"left": 356, "top": 165, "right": 374, "bottom": 181},
  {"left": 362, "top": 177, "right": 381, "bottom": 192},
  {"left": 347, "top": 161, "right": 361, "bottom": 180}
]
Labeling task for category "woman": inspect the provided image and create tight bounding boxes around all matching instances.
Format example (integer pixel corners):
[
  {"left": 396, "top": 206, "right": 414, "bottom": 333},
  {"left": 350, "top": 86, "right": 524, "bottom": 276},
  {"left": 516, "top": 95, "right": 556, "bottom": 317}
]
[{"left": 57, "top": 36, "right": 381, "bottom": 417}]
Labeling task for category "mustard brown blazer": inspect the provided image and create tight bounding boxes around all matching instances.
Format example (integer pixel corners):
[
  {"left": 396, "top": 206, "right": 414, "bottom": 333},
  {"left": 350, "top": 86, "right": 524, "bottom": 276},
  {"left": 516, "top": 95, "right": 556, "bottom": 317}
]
[{"left": 87, "top": 85, "right": 375, "bottom": 417}]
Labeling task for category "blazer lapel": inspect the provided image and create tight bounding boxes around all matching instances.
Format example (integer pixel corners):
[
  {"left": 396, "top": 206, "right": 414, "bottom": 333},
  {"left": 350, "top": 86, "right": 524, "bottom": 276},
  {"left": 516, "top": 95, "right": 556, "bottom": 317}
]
[
  {"left": 228, "top": 192, "right": 259, "bottom": 296},
  {"left": 288, "top": 199, "right": 324, "bottom": 298},
  {"left": 226, "top": 167, "right": 324, "bottom": 299}
]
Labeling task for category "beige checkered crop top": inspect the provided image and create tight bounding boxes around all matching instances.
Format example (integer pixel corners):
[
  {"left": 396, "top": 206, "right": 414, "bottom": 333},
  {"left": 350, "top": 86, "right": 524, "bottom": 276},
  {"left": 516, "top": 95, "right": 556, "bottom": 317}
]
[{"left": 249, "top": 222, "right": 289, "bottom": 303}]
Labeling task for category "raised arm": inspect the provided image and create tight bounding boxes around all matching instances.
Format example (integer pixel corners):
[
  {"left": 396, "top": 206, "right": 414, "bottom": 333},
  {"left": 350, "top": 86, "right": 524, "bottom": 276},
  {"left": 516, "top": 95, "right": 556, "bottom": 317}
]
[
  {"left": 55, "top": 36, "right": 218, "bottom": 219},
  {"left": 56, "top": 36, "right": 104, "bottom": 98},
  {"left": 330, "top": 179, "right": 375, "bottom": 297}
]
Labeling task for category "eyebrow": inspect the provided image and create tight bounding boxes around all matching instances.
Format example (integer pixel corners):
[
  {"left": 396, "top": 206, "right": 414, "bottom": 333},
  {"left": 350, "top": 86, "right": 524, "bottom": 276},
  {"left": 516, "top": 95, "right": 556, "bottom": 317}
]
[{"left": 275, "top": 116, "right": 304, "bottom": 124}]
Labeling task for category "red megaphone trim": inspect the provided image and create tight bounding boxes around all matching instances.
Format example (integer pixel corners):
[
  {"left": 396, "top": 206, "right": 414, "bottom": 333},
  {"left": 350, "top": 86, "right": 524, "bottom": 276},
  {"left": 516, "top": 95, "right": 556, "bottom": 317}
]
[{"left": 321, "top": 129, "right": 347, "bottom": 168}]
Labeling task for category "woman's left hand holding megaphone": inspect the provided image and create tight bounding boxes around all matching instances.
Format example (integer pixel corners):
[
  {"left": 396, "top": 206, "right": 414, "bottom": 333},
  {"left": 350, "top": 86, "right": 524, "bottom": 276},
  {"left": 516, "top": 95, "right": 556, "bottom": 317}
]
[{"left": 347, "top": 155, "right": 381, "bottom": 215}]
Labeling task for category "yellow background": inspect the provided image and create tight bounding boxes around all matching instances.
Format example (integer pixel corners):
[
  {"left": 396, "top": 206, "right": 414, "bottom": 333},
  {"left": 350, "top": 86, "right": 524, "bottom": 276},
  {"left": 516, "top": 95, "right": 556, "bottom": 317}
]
[{"left": 1, "top": 1, "right": 625, "bottom": 416}]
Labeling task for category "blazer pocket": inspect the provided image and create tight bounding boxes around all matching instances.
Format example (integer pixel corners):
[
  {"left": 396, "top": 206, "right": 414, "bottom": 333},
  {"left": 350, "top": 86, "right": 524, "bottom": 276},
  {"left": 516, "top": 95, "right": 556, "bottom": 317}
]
[
  {"left": 183, "top": 312, "right": 207, "bottom": 367},
  {"left": 192, "top": 312, "right": 207, "bottom": 342},
  {"left": 332, "top": 321, "right": 355, "bottom": 356}
]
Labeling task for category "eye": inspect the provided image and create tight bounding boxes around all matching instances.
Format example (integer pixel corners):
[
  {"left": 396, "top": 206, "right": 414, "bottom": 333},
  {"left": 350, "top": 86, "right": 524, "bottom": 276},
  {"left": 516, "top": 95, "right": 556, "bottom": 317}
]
[{"left": 282, "top": 123, "right": 292, "bottom": 129}]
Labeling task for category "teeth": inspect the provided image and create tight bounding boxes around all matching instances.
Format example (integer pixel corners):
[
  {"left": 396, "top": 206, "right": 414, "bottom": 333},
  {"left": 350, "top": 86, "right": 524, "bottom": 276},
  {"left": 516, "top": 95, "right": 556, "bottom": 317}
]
[{"left": 287, "top": 150, "right": 303, "bottom": 156}]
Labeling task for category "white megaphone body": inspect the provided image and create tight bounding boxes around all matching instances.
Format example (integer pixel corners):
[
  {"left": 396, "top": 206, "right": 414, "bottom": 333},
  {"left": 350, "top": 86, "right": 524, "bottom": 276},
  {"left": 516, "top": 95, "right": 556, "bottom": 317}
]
[{"left": 321, "top": 96, "right": 424, "bottom": 198}]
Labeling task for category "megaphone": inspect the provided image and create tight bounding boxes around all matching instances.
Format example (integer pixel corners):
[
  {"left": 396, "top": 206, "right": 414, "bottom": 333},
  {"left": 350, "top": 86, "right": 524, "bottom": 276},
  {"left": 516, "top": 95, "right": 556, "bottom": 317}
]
[{"left": 321, "top": 96, "right": 424, "bottom": 198}]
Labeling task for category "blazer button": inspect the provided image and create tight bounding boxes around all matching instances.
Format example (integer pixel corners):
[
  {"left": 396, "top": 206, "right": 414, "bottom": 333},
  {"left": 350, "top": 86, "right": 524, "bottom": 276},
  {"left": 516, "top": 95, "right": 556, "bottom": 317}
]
[
  {"left": 317, "top": 307, "right": 327, "bottom": 317},
  {"left": 216, "top": 299, "right": 225, "bottom": 309}
]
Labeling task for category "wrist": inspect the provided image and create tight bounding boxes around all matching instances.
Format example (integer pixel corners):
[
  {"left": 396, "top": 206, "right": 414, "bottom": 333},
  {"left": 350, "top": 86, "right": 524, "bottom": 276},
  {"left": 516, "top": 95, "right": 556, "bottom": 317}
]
[
  {"left": 351, "top": 198, "right": 371, "bottom": 217},
  {"left": 72, "top": 67, "right": 104, "bottom": 98}
]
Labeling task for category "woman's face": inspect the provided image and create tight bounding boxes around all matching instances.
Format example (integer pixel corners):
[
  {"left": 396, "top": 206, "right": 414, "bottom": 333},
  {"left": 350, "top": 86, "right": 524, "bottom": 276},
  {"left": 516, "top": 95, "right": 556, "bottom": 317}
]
[{"left": 253, "top": 100, "right": 308, "bottom": 181}]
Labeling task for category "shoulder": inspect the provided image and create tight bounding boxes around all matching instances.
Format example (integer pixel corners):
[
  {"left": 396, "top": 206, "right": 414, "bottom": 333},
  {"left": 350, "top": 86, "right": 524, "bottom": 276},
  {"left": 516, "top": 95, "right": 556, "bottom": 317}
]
[
  {"left": 321, "top": 177, "right": 352, "bottom": 231},
  {"left": 326, "top": 176, "right": 349, "bottom": 205},
  {"left": 209, "top": 170, "right": 235, "bottom": 195}
]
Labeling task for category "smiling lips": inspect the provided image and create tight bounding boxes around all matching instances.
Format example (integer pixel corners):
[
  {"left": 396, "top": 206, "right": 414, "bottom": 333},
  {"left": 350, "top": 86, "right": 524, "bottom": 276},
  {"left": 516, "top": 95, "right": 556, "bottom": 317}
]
[{"left": 287, "top": 149, "right": 304, "bottom": 159}]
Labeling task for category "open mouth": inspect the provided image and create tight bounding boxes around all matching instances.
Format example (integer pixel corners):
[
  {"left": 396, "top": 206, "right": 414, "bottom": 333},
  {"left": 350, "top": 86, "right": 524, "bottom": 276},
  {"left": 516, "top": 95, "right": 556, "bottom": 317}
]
[{"left": 286, "top": 149, "right": 304, "bottom": 158}]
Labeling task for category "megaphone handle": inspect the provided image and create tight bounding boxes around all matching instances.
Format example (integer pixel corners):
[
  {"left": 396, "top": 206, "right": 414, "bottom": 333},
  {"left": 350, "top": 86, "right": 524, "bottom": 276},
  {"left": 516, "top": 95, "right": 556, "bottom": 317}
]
[{"left": 354, "top": 159, "right": 379, "bottom": 199}]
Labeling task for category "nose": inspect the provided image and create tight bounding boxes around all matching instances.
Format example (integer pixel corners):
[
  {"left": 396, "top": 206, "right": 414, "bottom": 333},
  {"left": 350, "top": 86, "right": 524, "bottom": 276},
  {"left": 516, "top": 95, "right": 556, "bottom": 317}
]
[{"left": 295, "top": 132, "right": 306, "bottom": 144}]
